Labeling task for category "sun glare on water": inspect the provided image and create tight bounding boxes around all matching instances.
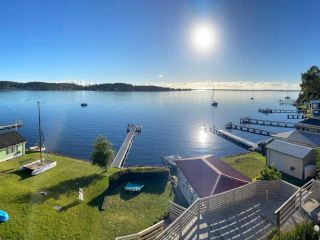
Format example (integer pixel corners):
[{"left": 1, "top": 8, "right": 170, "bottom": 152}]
[{"left": 190, "top": 22, "right": 217, "bottom": 54}]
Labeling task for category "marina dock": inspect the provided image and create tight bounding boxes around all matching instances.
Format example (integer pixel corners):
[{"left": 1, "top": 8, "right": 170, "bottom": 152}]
[
  {"left": 287, "top": 114, "right": 305, "bottom": 119},
  {"left": 0, "top": 121, "right": 23, "bottom": 131},
  {"left": 240, "top": 117, "right": 296, "bottom": 128},
  {"left": 111, "top": 124, "right": 142, "bottom": 168},
  {"left": 211, "top": 127, "right": 258, "bottom": 150},
  {"left": 258, "top": 108, "right": 305, "bottom": 114},
  {"left": 225, "top": 122, "right": 276, "bottom": 136}
]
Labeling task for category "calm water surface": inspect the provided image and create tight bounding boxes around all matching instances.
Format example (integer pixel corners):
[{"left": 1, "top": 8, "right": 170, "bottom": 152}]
[{"left": 0, "top": 90, "right": 299, "bottom": 166}]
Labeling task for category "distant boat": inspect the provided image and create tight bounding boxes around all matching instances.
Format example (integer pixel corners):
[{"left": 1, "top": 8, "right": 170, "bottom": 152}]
[
  {"left": 29, "top": 145, "right": 46, "bottom": 152},
  {"left": 251, "top": 97, "right": 254, "bottom": 100},
  {"left": 211, "top": 88, "right": 218, "bottom": 107},
  {"left": 81, "top": 103, "right": 88, "bottom": 107},
  {"left": 285, "top": 96, "right": 290, "bottom": 100}
]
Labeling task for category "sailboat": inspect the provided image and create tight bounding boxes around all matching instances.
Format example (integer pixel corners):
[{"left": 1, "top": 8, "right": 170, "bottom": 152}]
[
  {"left": 21, "top": 102, "right": 57, "bottom": 176},
  {"left": 211, "top": 88, "right": 218, "bottom": 107}
]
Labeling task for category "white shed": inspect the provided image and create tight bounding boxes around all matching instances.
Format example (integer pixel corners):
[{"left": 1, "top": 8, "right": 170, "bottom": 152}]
[{"left": 266, "top": 140, "right": 316, "bottom": 180}]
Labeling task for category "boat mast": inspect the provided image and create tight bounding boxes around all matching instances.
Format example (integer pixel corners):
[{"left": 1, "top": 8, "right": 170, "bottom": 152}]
[
  {"left": 212, "top": 88, "right": 215, "bottom": 101},
  {"left": 37, "top": 101, "right": 42, "bottom": 160}
]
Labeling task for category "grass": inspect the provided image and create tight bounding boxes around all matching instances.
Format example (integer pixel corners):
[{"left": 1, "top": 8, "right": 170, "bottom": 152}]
[
  {"left": 221, "top": 152, "right": 266, "bottom": 179},
  {"left": 221, "top": 152, "right": 307, "bottom": 186},
  {"left": 0, "top": 153, "right": 173, "bottom": 239}
]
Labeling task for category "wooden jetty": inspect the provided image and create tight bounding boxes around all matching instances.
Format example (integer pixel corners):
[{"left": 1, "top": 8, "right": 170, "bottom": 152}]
[
  {"left": 211, "top": 127, "right": 258, "bottom": 150},
  {"left": 225, "top": 122, "right": 276, "bottom": 136},
  {"left": 258, "top": 108, "right": 305, "bottom": 114},
  {"left": 111, "top": 124, "right": 142, "bottom": 168},
  {"left": 240, "top": 117, "right": 296, "bottom": 128},
  {"left": 0, "top": 121, "right": 23, "bottom": 131},
  {"left": 287, "top": 114, "right": 305, "bottom": 119}
]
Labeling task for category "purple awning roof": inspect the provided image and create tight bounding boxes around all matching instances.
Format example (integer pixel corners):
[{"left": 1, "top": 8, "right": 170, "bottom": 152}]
[{"left": 175, "top": 156, "right": 250, "bottom": 198}]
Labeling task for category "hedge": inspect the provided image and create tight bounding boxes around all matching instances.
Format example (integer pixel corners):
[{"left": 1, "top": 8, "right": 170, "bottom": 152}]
[{"left": 107, "top": 167, "right": 169, "bottom": 193}]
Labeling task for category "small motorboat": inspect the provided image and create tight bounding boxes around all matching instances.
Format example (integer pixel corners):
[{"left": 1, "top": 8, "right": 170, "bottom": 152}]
[
  {"left": 29, "top": 145, "right": 46, "bottom": 152},
  {"left": 251, "top": 97, "right": 254, "bottom": 100},
  {"left": 81, "top": 103, "right": 88, "bottom": 107},
  {"left": 0, "top": 210, "right": 9, "bottom": 222},
  {"left": 285, "top": 96, "right": 290, "bottom": 100}
]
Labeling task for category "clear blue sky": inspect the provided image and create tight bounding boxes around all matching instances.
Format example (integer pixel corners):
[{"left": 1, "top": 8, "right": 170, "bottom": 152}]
[{"left": 0, "top": 0, "right": 319, "bottom": 88}]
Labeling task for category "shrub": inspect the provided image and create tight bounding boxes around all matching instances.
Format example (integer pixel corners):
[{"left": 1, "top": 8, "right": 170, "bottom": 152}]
[
  {"left": 271, "top": 221, "right": 319, "bottom": 240},
  {"left": 253, "top": 167, "right": 281, "bottom": 181}
]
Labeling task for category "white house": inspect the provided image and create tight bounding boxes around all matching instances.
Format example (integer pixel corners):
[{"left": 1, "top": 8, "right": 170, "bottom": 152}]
[
  {"left": 0, "top": 131, "right": 26, "bottom": 162},
  {"left": 266, "top": 140, "right": 316, "bottom": 180}
]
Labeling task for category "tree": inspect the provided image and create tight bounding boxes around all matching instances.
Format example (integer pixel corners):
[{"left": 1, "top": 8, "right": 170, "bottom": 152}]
[
  {"left": 297, "top": 66, "right": 320, "bottom": 104},
  {"left": 253, "top": 167, "right": 281, "bottom": 181},
  {"left": 91, "top": 135, "right": 115, "bottom": 171}
]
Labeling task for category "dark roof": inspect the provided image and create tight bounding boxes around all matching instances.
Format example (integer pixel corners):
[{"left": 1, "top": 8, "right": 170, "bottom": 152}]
[
  {"left": 273, "top": 130, "right": 320, "bottom": 147},
  {"left": 297, "top": 118, "right": 320, "bottom": 127},
  {"left": 175, "top": 156, "right": 250, "bottom": 198},
  {"left": 0, "top": 131, "right": 26, "bottom": 149}
]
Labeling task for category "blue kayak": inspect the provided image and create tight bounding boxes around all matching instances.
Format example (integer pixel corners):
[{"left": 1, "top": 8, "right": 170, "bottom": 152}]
[
  {"left": 124, "top": 182, "right": 144, "bottom": 192},
  {"left": 0, "top": 210, "right": 9, "bottom": 222}
]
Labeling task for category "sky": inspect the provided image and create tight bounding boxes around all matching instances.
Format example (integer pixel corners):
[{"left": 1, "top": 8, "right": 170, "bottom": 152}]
[{"left": 0, "top": 0, "right": 319, "bottom": 89}]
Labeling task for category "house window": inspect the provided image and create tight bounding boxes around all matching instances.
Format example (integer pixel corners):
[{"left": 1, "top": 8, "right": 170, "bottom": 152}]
[{"left": 6, "top": 146, "right": 18, "bottom": 154}]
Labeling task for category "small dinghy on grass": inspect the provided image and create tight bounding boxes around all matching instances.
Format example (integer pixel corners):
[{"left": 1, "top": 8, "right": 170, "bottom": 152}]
[
  {"left": 124, "top": 182, "right": 144, "bottom": 192},
  {"left": 0, "top": 210, "right": 9, "bottom": 222},
  {"left": 20, "top": 159, "right": 57, "bottom": 176}
]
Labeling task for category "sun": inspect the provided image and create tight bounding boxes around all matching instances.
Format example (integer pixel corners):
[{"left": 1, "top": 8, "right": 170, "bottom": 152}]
[{"left": 190, "top": 22, "right": 216, "bottom": 54}]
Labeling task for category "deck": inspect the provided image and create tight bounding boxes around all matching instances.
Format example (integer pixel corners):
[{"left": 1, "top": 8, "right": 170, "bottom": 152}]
[
  {"left": 240, "top": 117, "right": 296, "bottom": 128},
  {"left": 211, "top": 128, "right": 258, "bottom": 150},
  {"left": 157, "top": 180, "right": 300, "bottom": 240},
  {"left": 0, "top": 121, "right": 23, "bottom": 131},
  {"left": 225, "top": 122, "right": 277, "bottom": 136},
  {"left": 111, "top": 125, "right": 141, "bottom": 168}
]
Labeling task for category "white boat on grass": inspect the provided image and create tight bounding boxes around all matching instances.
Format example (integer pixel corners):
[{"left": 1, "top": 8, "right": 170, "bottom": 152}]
[{"left": 20, "top": 159, "right": 57, "bottom": 176}]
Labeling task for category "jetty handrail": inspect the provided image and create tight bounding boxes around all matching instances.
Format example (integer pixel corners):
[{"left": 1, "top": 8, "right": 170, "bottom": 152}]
[
  {"left": 116, "top": 220, "right": 164, "bottom": 240},
  {"left": 274, "top": 179, "right": 314, "bottom": 227}
]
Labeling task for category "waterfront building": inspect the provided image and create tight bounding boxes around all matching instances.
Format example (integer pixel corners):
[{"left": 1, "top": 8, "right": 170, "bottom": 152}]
[
  {"left": 174, "top": 155, "right": 250, "bottom": 205},
  {"left": 0, "top": 131, "right": 26, "bottom": 162},
  {"left": 265, "top": 140, "right": 316, "bottom": 180}
]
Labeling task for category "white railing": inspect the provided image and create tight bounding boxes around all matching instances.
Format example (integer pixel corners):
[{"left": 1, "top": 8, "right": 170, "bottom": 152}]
[
  {"left": 115, "top": 220, "right": 164, "bottom": 240},
  {"left": 156, "top": 180, "right": 298, "bottom": 239},
  {"left": 169, "top": 201, "right": 186, "bottom": 220},
  {"left": 275, "top": 179, "right": 314, "bottom": 228}
]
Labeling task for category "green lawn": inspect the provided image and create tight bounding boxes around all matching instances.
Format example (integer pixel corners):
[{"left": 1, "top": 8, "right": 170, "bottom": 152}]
[
  {"left": 221, "top": 152, "right": 266, "bottom": 179},
  {"left": 0, "top": 153, "right": 173, "bottom": 239}
]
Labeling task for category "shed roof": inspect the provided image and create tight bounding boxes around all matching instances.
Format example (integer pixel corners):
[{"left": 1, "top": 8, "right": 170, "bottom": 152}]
[
  {"left": 266, "top": 140, "right": 313, "bottom": 159},
  {"left": 174, "top": 156, "right": 250, "bottom": 198},
  {"left": 273, "top": 130, "right": 320, "bottom": 147},
  {"left": 0, "top": 131, "right": 26, "bottom": 149},
  {"left": 297, "top": 118, "right": 320, "bottom": 127}
]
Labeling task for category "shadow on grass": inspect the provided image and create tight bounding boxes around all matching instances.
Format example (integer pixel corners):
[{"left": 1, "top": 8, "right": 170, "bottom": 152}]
[
  {"left": 60, "top": 200, "right": 82, "bottom": 212},
  {"left": 10, "top": 169, "right": 33, "bottom": 180},
  {"left": 0, "top": 168, "right": 14, "bottom": 174},
  {"left": 15, "top": 174, "right": 104, "bottom": 204},
  {"left": 88, "top": 176, "right": 168, "bottom": 210}
]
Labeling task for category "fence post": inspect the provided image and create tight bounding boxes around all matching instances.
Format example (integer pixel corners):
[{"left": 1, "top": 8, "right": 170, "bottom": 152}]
[
  {"left": 276, "top": 211, "right": 280, "bottom": 228},
  {"left": 196, "top": 201, "right": 201, "bottom": 240}
]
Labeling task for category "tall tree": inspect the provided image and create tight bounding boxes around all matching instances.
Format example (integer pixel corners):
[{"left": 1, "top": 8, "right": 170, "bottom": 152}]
[
  {"left": 297, "top": 66, "right": 320, "bottom": 104},
  {"left": 91, "top": 135, "right": 115, "bottom": 171}
]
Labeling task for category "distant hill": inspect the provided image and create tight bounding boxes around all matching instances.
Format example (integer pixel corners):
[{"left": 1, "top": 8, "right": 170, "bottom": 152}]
[{"left": 0, "top": 81, "right": 190, "bottom": 92}]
